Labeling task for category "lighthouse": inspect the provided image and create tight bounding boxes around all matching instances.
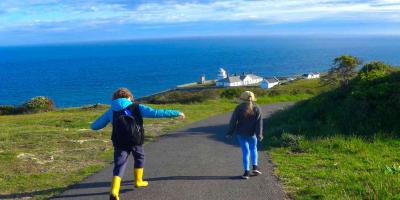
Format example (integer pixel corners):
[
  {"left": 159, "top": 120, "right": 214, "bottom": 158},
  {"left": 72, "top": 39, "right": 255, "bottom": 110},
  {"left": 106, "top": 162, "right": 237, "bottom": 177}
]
[{"left": 217, "top": 68, "right": 228, "bottom": 80}]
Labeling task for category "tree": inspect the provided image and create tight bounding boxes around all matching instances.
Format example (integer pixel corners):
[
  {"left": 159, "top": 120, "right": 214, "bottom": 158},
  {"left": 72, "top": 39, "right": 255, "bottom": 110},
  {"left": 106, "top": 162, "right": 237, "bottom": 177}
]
[{"left": 323, "top": 55, "right": 361, "bottom": 87}]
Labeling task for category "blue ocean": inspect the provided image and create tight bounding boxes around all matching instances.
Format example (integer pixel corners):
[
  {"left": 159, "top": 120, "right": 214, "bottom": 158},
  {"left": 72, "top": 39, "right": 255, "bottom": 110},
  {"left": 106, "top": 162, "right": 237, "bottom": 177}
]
[{"left": 1, "top": 36, "right": 400, "bottom": 107}]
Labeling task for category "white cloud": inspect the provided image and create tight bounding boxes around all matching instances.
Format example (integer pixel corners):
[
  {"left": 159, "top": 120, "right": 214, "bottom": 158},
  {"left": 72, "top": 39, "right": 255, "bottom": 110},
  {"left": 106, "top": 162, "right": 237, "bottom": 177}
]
[
  {"left": 0, "top": 0, "right": 400, "bottom": 31},
  {"left": 124, "top": 0, "right": 400, "bottom": 24}
]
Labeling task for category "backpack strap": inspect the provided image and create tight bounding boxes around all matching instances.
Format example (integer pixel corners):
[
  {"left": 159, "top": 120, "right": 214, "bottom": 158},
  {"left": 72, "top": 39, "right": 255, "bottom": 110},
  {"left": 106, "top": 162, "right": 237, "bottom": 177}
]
[{"left": 126, "top": 103, "right": 143, "bottom": 125}]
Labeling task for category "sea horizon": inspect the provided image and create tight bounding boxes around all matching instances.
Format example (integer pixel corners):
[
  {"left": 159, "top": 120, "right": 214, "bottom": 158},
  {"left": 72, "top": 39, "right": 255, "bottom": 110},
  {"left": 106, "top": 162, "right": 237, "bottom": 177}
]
[{"left": 2, "top": 34, "right": 400, "bottom": 48}]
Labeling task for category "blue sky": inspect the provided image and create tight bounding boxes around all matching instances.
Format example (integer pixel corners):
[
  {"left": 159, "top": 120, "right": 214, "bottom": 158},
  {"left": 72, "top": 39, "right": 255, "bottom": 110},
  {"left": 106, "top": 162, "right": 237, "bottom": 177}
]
[{"left": 1, "top": 0, "right": 400, "bottom": 45}]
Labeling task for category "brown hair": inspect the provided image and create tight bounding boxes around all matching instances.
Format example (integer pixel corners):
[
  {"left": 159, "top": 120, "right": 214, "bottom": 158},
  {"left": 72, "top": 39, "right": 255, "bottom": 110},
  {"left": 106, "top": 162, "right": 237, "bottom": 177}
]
[
  {"left": 243, "top": 101, "right": 254, "bottom": 118},
  {"left": 112, "top": 88, "right": 133, "bottom": 100}
]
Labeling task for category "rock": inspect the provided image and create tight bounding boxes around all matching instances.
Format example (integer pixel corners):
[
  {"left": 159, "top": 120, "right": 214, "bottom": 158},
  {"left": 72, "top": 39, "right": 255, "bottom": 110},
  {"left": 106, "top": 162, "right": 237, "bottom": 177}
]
[
  {"left": 36, "top": 160, "right": 45, "bottom": 165},
  {"left": 17, "top": 153, "right": 36, "bottom": 160},
  {"left": 71, "top": 140, "right": 86, "bottom": 144}
]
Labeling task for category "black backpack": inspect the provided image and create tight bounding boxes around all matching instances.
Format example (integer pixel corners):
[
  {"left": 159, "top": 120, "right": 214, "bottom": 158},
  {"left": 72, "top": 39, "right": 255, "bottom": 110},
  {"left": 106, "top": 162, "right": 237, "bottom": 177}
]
[{"left": 111, "top": 104, "right": 144, "bottom": 147}]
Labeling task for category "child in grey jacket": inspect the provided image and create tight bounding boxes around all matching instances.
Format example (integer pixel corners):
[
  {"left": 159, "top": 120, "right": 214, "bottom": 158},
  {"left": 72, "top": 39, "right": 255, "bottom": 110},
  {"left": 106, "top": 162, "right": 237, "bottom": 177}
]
[{"left": 227, "top": 91, "right": 263, "bottom": 179}]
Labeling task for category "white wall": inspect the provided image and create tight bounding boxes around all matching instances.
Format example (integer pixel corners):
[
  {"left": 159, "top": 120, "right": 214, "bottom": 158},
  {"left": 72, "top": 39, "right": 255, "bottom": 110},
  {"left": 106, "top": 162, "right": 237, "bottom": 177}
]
[
  {"left": 306, "top": 74, "right": 320, "bottom": 79},
  {"left": 217, "top": 77, "right": 263, "bottom": 87}
]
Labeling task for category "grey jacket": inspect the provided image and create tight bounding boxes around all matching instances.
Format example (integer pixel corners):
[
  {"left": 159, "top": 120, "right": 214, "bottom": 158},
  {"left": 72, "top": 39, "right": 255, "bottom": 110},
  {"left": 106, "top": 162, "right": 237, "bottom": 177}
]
[{"left": 227, "top": 102, "right": 263, "bottom": 139}]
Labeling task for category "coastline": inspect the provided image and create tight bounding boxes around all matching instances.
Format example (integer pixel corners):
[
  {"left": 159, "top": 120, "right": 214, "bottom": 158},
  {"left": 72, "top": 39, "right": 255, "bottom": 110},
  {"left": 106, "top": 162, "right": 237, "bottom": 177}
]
[{"left": 0, "top": 72, "right": 317, "bottom": 111}]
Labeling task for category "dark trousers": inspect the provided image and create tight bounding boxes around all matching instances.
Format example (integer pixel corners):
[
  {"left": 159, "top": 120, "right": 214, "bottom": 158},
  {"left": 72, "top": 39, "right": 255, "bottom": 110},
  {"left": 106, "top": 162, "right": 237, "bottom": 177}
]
[{"left": 113, "top": 145, "right": 145, "bottom": 177}]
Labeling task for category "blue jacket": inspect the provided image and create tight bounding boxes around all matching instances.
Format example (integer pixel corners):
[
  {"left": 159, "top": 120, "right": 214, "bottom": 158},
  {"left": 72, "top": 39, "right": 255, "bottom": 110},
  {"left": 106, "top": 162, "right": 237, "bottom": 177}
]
[{"left": 91, "top": 98, "right": 181, "bottom": 130}]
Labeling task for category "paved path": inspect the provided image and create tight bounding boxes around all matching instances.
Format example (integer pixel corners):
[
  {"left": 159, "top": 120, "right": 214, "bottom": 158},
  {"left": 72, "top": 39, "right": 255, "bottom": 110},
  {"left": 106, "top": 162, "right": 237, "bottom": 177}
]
[{"left": 54, "top": 102, "right": 292, "bottom": 200}]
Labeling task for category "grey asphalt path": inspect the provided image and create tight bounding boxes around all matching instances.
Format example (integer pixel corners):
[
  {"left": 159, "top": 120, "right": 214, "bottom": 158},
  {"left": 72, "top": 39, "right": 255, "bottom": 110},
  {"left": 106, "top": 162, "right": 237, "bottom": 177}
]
[{"left": 54, "top": 102, "right": 293, "bottom": 200}]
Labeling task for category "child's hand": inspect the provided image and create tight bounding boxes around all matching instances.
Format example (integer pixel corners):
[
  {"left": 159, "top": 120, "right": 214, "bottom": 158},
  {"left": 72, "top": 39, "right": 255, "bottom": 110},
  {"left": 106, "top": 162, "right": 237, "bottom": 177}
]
[{"left": 178, "top": 112, "right": 186, "bottom": 120}]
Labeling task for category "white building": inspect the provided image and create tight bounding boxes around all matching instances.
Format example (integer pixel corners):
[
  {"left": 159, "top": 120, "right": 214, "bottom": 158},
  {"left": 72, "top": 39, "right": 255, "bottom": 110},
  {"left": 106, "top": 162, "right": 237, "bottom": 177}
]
[
  {"left": 287, "top": 77, "right": 296, "bottom": 81},
  {"left": 216, "top": 74, "right": 263, "bottom": 87},
  {"left": 260, "top": 77, "right": 280, "bottom": 89},
  {"left": 217, "top": 68, "right": 228, "bottom": 80},
  {"left": 198, "top": 74, "right": 206, "bottom": 84},
  {"left": 303, "top": 73, "right": 320, "bottom": 79}
]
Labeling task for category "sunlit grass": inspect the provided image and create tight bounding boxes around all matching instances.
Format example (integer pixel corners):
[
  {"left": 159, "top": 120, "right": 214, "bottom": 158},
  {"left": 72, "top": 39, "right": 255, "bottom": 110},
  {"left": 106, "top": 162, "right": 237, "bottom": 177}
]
[{"left": 269, "top": 136, "right": 400, "bottom": 199}]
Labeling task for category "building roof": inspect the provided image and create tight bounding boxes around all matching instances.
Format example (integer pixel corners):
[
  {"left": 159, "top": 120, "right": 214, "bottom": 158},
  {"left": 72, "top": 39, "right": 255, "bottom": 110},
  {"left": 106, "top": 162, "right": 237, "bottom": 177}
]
[
  {"left": 246, "top": 74, "right": 262, "bottom": 80},
  {"left": 217, "top": 76, "right": 240, "bottom": 83},
  {"left": 263, "top": 77, "right": 279, "bottom": 83},
  {"left": 217, "top": 74, "right": 262, "bottom": 83}
]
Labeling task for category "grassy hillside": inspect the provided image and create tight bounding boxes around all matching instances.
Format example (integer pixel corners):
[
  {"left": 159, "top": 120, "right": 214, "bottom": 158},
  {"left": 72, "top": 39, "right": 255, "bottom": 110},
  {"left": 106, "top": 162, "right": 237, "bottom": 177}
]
[
  {"left": 267, "top": 71, "right": 400, "bottom": 139},
  {"left": 0, "top": 79, "right": 324, "bottom": 199},
  {"left": 265, "top": 62, "right": 400, "bottom": 199}
]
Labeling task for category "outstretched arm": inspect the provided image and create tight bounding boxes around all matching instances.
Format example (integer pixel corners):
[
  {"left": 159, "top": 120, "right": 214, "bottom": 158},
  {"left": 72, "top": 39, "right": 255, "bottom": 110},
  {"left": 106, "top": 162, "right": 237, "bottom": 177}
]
[
  {"left": 139, "top": 104, "right": 183, "bottom": 118},
  {"left": 91, "top": 110, "right": 112, "bottom": 130}
]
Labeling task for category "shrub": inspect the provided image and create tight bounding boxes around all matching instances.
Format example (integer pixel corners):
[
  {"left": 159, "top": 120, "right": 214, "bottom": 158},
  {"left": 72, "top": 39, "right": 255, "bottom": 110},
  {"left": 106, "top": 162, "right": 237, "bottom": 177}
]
[
  {"left": 81, "top": 103, "right": 109, "bottom": 110},
  {"left": 0, "top": 105, "right": 18, "bottom": 115},
  {"left": 268, "top": 90, "right": 284, "bottom": 96},
  {"left": 21, "top": 96, "right": 55, "bottom": 113},
  {"left": 290, "top": 89, "right": 301, "bottom": 95},
  {"left": 281, "top": 133, "right": 302, "bottom": 147},
  {"left": 305, "top": 89, "right": 314, "bottom": 95},
  {"left": 358, "top": 61, "right": 392, "bottom": 81},
  {"left": 146, "top": 89, "right": 218, "bottom": 104},
  {"left": 220, "top": 88, "right": 243, "bottom": 99}
]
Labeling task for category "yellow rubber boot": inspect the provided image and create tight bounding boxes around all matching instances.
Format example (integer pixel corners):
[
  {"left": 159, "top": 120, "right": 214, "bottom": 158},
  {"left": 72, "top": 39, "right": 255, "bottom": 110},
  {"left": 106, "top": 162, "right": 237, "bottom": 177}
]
[
  {"left": 110, "top": 176, "right": 121, "bottom": 200},
  {"left": 134, "top": 168, "right": 149, "bottom": 187}
]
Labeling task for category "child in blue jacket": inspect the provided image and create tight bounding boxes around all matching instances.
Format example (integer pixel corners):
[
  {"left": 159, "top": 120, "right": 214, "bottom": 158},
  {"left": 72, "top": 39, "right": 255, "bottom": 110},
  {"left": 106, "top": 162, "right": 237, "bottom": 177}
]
[{"left": 91, "top": 88, "right": 185, "bottom": 200}]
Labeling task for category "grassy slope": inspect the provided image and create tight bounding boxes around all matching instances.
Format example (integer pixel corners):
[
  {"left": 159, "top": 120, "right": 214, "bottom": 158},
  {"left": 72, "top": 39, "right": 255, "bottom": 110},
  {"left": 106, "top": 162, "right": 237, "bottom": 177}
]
[
  {"left": 0, "top": 101, "right": 237, "bottom": 199},
  {"left": 270, "top": 137, "right": 400, "bottom": 200},
  {"left": 0, "top": 79, "right": 323, "bottom": 200},
  {"left": 266, "top": 69, "right": 400, "bottom": 199}
]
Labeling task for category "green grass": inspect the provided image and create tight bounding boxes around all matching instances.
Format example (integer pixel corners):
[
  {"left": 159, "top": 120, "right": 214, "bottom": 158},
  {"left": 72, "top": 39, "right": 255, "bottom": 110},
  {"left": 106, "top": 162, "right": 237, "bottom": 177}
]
[
  {"left": 265, "top": 68, "right": 400, "bottom": 139},
  {"left": 0, "top": 100, "right": 240, "bottom": 199},
  {"left": 0, "top": 78, "right": 340, "bottom": 199},
  {"left": 264, "top": 64, "right": 400, "bottom": 199},
  {"left": 269, "top": 136, "right": 400, "bottom": 199}
]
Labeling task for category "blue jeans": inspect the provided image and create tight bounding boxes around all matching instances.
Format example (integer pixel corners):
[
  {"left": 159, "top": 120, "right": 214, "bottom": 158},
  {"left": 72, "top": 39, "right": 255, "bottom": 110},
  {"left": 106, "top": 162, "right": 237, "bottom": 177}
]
[{"left": 236, "top": 135, "right": 258, "bottom": 171}]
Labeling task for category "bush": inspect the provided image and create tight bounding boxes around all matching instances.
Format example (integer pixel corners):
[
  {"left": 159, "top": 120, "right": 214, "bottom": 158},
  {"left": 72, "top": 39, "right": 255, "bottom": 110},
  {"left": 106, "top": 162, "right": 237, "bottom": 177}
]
[
  {"left": 146, "top": 89, "right": 219, "bottom": 104},
  {"left": 290, "top": 89, "right": 301, "bottom": 95},
  {"left": 220, "top": 87, "right": 270, "bottom": 99},
  {"left": 220, "top": 88, "right": 243, "bottom": 99},
  {"left": 268, "top": 90, "right": 284, "bottom": 96},
  {"left": 0, "top": 105, "right": 18, "bottom": 115},
  {"left": 81, "top": 103, "right": 109, "bottom": 110},
  {"left": 305, "top": 89, "right": 315, "bottom": 95},
  {"left": 21, "top": 96, "right": 55, "bottom": 113},
  {"left": 358, "top": 61, "right": 392, "bottom": 81},
  {"left": 281, "top": 133, "right": 302, "bottom": 147}
]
